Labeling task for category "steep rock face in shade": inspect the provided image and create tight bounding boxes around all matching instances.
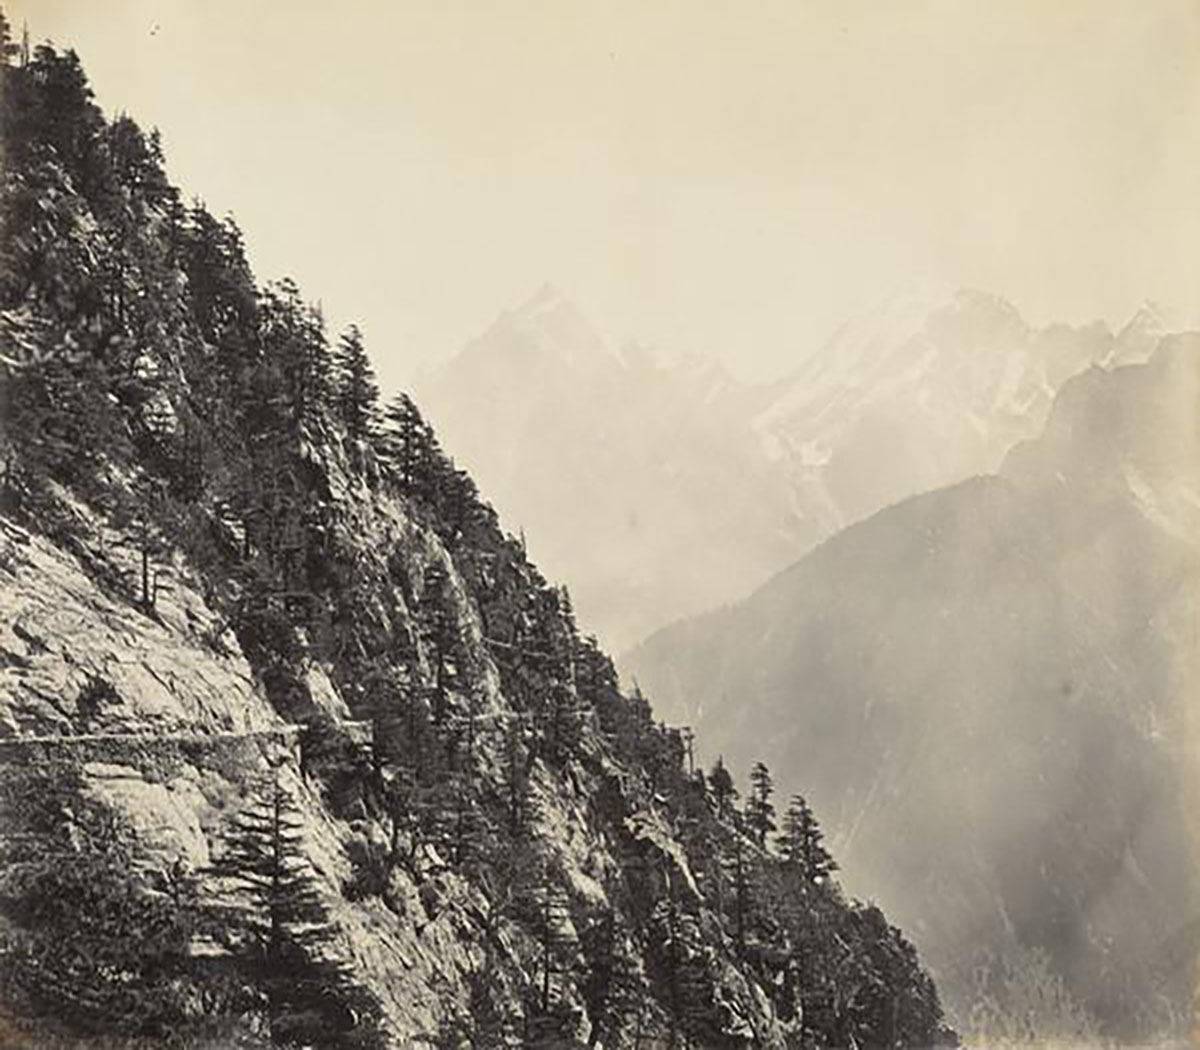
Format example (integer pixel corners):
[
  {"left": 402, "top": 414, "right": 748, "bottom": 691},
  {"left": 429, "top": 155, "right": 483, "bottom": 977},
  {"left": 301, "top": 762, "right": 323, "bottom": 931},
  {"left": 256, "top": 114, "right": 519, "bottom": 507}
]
[{"left": 625, "top": 337, "right": 1200, "bottom": 1041}]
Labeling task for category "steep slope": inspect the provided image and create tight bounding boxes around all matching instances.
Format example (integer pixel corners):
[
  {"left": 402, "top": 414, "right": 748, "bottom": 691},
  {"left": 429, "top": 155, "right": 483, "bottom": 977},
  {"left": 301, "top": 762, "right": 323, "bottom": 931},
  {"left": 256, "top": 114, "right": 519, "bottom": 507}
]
[
  {"left": 0, "top": 38, "right": 952, "bottom": 1050},
  {"left": 625, "top": 337, "right": 1200, "bottom": 1041},
  {"left": 421, "top": 286, "right": 1130, "bottom": 651}
]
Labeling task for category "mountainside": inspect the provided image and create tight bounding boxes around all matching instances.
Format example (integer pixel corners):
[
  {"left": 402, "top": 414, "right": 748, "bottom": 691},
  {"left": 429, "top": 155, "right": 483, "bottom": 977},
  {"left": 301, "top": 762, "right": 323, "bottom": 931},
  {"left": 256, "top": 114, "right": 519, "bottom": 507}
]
[
  {"left": 0, "top": 34, "right": 952, "bottom": 1050},
  {"left": 420, "top": 286, "right": 1135, "bottom": 651},
  {"left": 625, "top": 338, "right": 1200, "bottom": 1042}
]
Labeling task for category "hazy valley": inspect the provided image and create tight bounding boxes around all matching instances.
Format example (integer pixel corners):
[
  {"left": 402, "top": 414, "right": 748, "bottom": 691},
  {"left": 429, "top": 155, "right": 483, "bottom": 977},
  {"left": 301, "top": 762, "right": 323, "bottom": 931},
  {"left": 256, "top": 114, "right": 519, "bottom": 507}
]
[{"left": 626, "top": 336, "right": 1200, "bottom": 1039}]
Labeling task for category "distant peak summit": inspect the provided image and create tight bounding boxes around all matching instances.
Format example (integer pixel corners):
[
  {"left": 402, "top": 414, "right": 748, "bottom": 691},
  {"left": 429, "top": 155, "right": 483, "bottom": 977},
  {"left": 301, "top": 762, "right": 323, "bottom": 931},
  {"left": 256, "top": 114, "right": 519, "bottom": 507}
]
[
  {"left": 516, "top": 282, "right": 569, "bottom": 317},
  {"left": 506, "top": 283, "right": 593, "bottom": 332},
  {"left": 824, "top": 285, "right": 1026, "bottom": 355},
  {"left": 444, "top": 284, "right": 613, "bottom": 374},
  {"left": 862, "top": 281, "right": 1014, "bottom": 314},
  {"left": 1112, "top": 300, "right": 1179, "bottom": 365},
  {"left": 1118, "top": 300, "right": 1170, "bottom": 338}
]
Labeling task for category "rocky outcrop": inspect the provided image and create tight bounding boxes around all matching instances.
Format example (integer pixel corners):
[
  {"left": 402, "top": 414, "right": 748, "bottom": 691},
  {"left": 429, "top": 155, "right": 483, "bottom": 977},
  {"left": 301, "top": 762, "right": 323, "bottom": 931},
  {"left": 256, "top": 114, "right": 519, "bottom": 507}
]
[
  {"left": 0, "top": 42, "right": 951, "bottom": 1047},
  {"left": 0, "top": 456, "right": 802, "bottom": 1046}
]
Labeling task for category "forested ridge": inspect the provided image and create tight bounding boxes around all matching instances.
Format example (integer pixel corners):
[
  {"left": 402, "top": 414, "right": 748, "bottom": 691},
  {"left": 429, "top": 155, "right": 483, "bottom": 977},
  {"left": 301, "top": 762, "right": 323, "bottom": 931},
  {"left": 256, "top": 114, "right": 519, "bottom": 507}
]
[{"left": 0, "top": 19, "right": 955, "bottom": 1049}]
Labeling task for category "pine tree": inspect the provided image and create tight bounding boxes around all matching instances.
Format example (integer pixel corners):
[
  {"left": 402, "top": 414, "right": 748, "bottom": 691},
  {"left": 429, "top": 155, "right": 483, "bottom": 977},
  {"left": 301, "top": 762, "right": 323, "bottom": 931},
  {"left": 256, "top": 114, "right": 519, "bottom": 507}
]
[
  {"left": 15, "top": 46, "right": 105, "bottom": 196},
  {"left": 432, "top": 458, "right": 483, "bottom": 545},
  {"left": 204, "top": 772, "right": 332, "bottom": 963},
  {"left": 366, "top": 682, "right": 439, "bottom": 876},
  {"left": 777, "top": 794, "right": 838, "bottom": 884},
  {"left": 746, "top": 761, "right": 776, "bottom": 848},
  {"left": 259, "top": 277, "right": 333, "bottom": 431},
  {"left": 731, "top": 832, "right": 750, "bottom": 956},
  {"left": 503, "top": 714, "right": 536, "bottom": 838},
  {"left": 204, "top": 771, "right": 367, "bottom": 1045},
  {"left": 679, "top": 727, "right": 695, "bottom": 777},
  {"left": 434, "top": 965, "right": 523, "bottom": 1049},
  {"left": 334, "top": 323, "right": 379, "bottom": 443},
  {"left": 379, "top": 391, "right": 437, "bottom": 498},
  {"left": 646, "top": 865, "right": 714, "bottom": 1050},
  {"left": 517, "top": 855, "right": 577, "bottom": 1043},
  {"left": 418, "top": 560, "right": 462, "bottom": 725},
  {"left": 180, "top": 204, "right": 259, "bottom": 403},
  {"left": 113, "top": 478, "right": 172, "bottom": 613},
  {"left": 422, "top": 698, "right": 485, "bottom": 873},
  {"left": 0, "top": 57, "right": 128, "bottom": 487},
  {"left": 709, "top": 757, "right": 737, "bottom": 821},
  {"left": 580, "top": 912, "right": 647, "bottom": 1049}
]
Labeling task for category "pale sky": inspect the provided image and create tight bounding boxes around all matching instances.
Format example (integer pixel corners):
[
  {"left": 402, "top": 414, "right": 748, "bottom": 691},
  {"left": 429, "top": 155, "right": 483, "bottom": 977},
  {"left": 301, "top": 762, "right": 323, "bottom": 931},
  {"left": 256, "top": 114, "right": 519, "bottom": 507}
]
[{"left": 9, "top": 0, "right": 1200, "bottom": 392}]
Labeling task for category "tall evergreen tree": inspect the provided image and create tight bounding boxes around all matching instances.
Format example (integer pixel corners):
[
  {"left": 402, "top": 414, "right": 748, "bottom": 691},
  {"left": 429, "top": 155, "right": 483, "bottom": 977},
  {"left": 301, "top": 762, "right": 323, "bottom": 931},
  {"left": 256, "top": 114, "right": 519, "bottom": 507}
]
[
  {"left": 730, "top": 832, "right": 751, "bottom": 956},
  {"left": 379, "top": 391, "right": 437, "bottom": 498},
  {"left": 746, "top": 761, "right": 776, "bottom": 848},
  {"left": 418, "top": 559, "right": 462, "bottom": 725},
  {"left": 516, "top": 855, "right": 577, "bottom": 1043},
  {"left": 204, "top": 771, "right": 372, "bottom": 1046},
  {"left": 204, "top": 772, "right": 333, "bottom": 964},
  {"left": 259, "top": 277, "right": 333, "bottom": 432},
  {"left": 334, "top": 322, "right": 379, "bottom": 443},
  {"left": 777, "top": 793, "right": 838, "bottom": 884},
  {"left": 366, "top": 682, "right": 439, "bottom": 877},
  {"left": 709, "top": 757, "right": 736, "bottom": 821},
  {"left": 580, "top": 912, "right": 647, "bottom": 1050},
  {"left": 113, "top": 477, "right": 172, "bottom": 613},
  {"left": 0, "top": 7, "right": 18, "bottom": 65},
  {"left": 180, "top": 204, "right": 259, "bottom": 404},
  {"left": 502, "top": 714, "right": 536, "bottom": 838}
]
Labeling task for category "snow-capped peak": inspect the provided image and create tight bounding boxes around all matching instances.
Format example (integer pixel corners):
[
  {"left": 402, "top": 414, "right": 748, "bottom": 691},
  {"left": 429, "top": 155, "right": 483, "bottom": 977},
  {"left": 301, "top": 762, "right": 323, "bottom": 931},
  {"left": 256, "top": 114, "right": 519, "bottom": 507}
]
[
  {"left": 515, "top": 282, "right": 570, "bottom": 320},
  {"left": 1110, "top": 300, "right": 1179, "bottom": 366},
  {"left": 754, "top": 285, "right": 1028, "bottom": 447},
  {"left": 1117, "top": 301, "right": 1170, "bottom": 341}
]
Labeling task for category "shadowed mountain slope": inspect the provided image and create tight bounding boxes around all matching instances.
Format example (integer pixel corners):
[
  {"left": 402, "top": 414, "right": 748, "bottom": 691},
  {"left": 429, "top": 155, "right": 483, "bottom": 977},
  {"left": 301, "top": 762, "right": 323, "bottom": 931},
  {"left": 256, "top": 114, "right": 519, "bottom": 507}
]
[{"left": 625, "top": 338, "right": 1200, "bottom": 1041}]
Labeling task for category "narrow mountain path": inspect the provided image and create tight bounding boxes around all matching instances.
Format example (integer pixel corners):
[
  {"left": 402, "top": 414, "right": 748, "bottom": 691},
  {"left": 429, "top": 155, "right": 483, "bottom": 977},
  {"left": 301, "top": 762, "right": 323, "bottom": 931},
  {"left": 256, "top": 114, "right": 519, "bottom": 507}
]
[
  {"left": 0, "top": 721, "right": 374, "bottom": 766},
  {"left": 0, "top": 725, "right": 304, "bottom": 747}
]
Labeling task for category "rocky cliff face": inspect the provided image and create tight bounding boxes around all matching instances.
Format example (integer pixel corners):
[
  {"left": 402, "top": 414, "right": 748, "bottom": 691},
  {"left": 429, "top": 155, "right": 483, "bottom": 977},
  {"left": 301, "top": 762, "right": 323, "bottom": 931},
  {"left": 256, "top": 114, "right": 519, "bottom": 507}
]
[
  {"left": 0, "top": 39, "right": 950, "bottom": 1050},
  {"left": 0, "top": 474, "right": 483, "bottom": 1042},
  {"left": 0, "top": 441, "right": 794, "bottom": 1047}
]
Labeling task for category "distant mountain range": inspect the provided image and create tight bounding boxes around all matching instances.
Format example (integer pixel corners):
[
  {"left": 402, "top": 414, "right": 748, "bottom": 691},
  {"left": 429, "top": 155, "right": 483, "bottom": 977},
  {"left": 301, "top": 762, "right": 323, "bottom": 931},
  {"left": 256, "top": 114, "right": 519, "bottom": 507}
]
[
  {"left": 418, "top": 285, "right": 1162, "bottom": 649},
  {"left": 624, "top": 334, "right": 1200, "bottom": 1039},
  {"left": 415, "top": 285, "right": 800, "bottom": 650}
]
